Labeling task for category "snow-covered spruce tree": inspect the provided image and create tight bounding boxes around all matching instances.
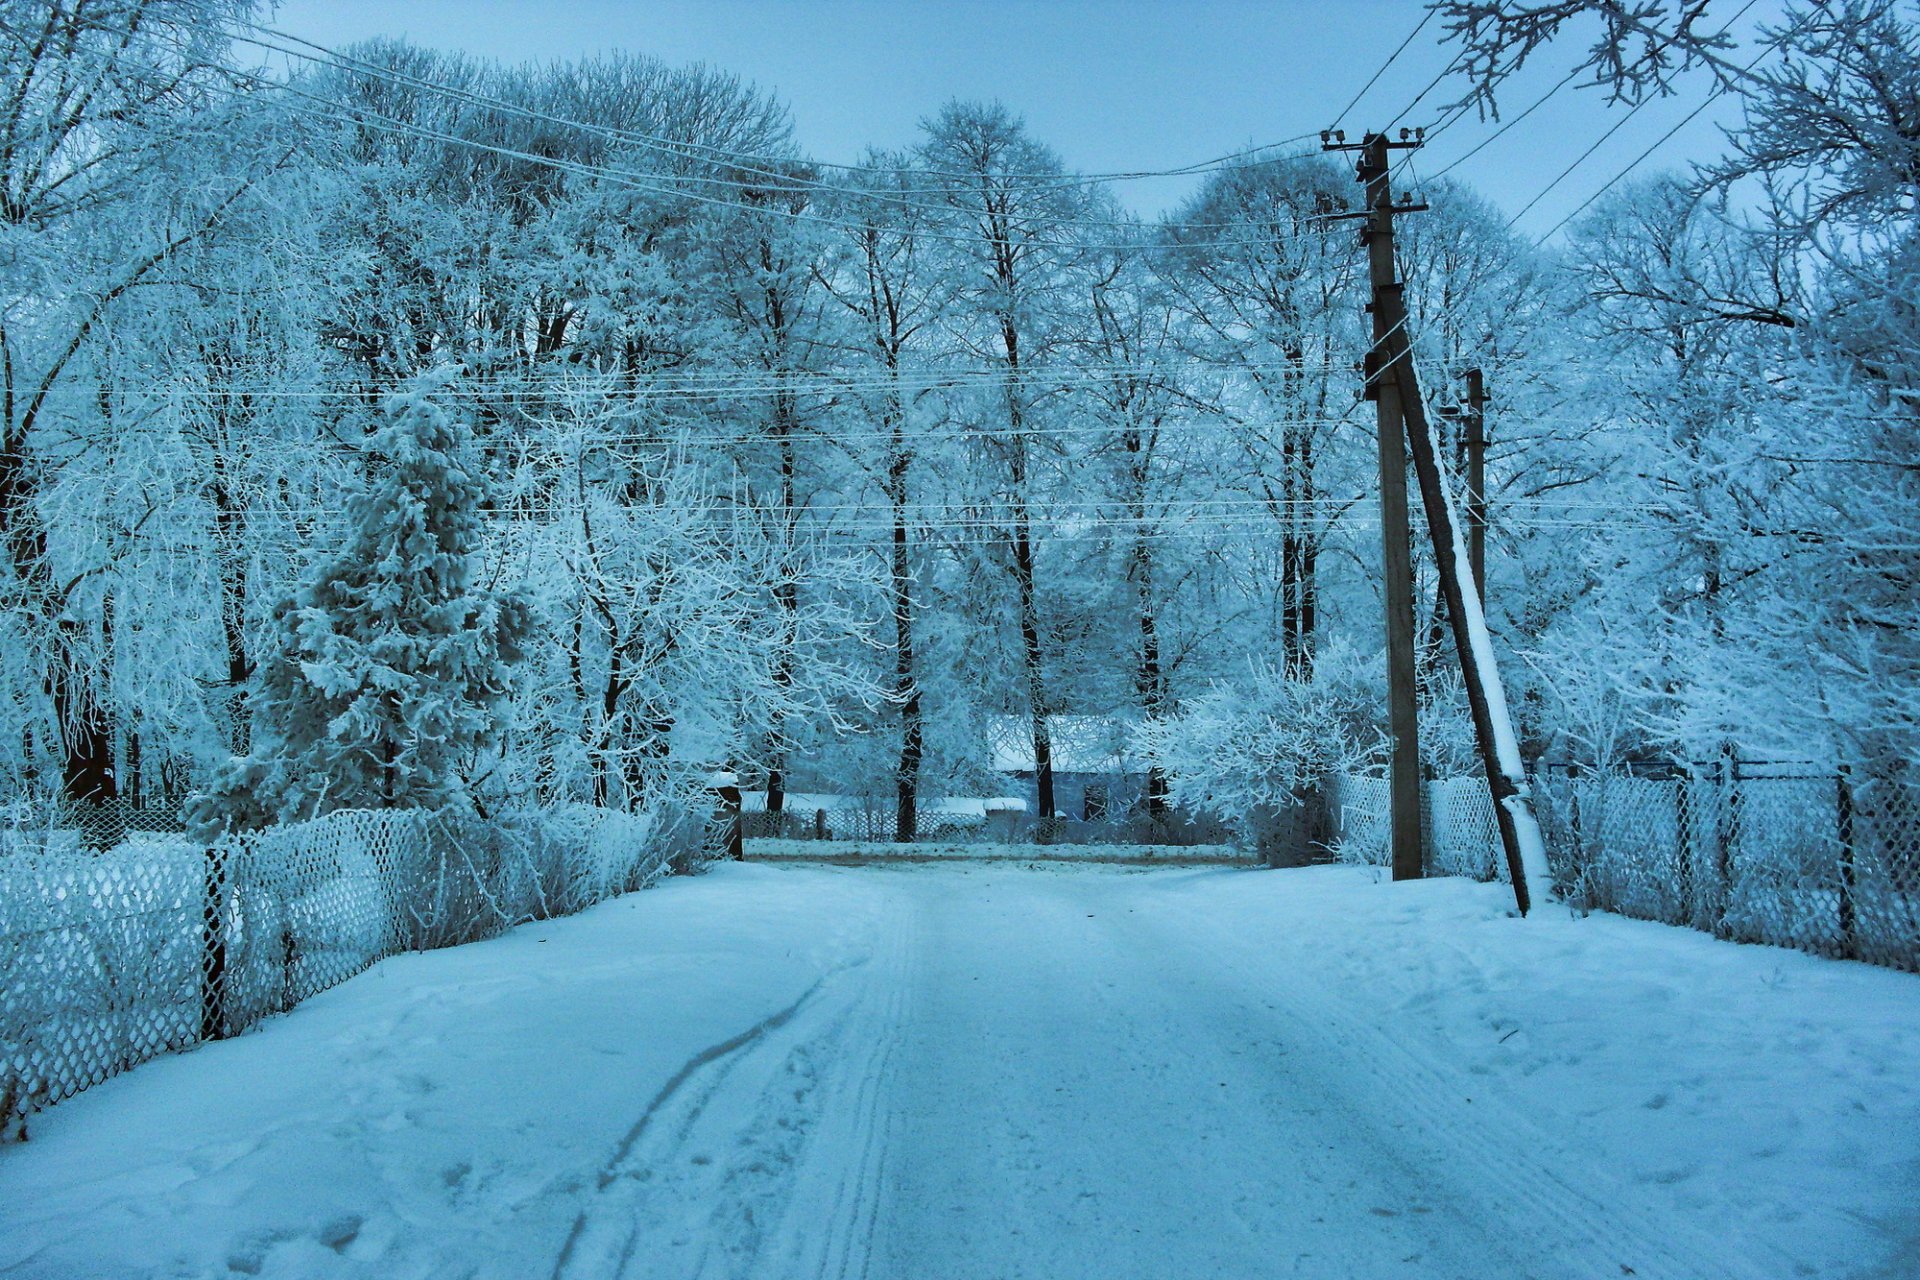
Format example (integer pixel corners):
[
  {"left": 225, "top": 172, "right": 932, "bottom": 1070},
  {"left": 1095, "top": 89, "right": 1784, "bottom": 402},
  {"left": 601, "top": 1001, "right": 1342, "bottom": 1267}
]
[{"left": 189, "top": 382, "right": 530, "bottom": 835}]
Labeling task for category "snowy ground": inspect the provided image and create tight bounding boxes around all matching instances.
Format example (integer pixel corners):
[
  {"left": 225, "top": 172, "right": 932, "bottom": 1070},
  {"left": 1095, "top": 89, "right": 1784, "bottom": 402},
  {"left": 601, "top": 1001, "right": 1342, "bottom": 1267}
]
[{"left": 3, "top": 863, "right": 1916, "bottom": 1280}]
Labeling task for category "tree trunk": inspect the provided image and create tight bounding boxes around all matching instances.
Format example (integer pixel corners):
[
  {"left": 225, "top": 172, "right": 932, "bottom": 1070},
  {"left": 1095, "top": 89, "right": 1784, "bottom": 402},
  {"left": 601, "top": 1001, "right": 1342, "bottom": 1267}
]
[
  {"left": 1128, "top": 428, "right": 1168, "bottom": 823},
  {"left": 1011, "top": 496, "right": 1054, "bottom": 835},
  {"left": 53, "top": 643, "right": 115, "bottom": 804},
  {"left": 999, "top": 320, "right": 1054, "bottom": 839},
  {"left": 210, "top": 448, "right": 254, "bottom": 754},
  {"left": 890, "top": 423, "right": 921, "bottom": 844},
  {"left": 765, "top": 390, "right": 798, "bottom": 820}
]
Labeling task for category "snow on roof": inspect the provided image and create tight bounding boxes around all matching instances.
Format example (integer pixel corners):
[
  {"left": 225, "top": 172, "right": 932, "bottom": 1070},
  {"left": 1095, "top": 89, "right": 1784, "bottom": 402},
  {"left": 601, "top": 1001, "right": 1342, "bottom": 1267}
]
[
  {"left": 739, "top": 791, "right": 864, "bottom": 814},
  {"left": 987, "top": 715, "right": 1142, "bottom": 775},
  {"left": 927, "top": 796, "right": 1030, "bottom": 816}
]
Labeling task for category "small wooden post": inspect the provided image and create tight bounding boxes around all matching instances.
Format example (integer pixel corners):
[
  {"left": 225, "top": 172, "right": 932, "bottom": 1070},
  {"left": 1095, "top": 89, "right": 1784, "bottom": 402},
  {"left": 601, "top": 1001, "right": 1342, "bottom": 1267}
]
[
  {"left": 199, "top": 845, "right": 229, "bottom": 1041},
  {"left": 710, "top": 773, "right": 744, "bottom": 861},
  {"left": 1715, "top": 755, "right": 1741, "bottom": 939},
  {"left": 1674, "top": 770, "right": 1697, "bottom": 926}
]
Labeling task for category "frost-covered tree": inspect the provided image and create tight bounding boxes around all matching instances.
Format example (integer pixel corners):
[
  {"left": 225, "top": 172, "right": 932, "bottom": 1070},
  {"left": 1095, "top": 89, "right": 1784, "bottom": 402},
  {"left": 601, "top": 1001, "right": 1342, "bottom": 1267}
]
[
  {"left": 0, "top": 0, "right": 272, "bottom": 800},
  {"left": 814, "top": 153, "right": 957, "bottom": 840},
  {"left": 1159, "top": 156, "right": 1368, "bottom": 679},
  {"left": 1455, "top": 1, "right": 1920, "bottom": 775},
  {"left": 919, "top": 103, "right": 1068, "bottom": 830},
  {"left": 1133, "top": 641, "right": 1384, "bottom": 824},
  {"left": 191, "top": 383, "right": 530, "bottom": 833}
]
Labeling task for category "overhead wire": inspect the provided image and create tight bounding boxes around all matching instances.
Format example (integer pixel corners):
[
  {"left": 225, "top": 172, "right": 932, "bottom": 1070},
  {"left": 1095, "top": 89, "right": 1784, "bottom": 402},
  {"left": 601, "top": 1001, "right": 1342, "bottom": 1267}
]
[
  {"left": 213, "top": 10, "right": 1328, "bottom": 190},
  {"left": 43, "top": 10, "right": 1680, "bottom": 561},
  {"left": 1531, "top": 5, "right": 1795, "bottom": 244},
  {"left": 1503, "top": 0, "right": 1763, "bottom": 231},
  {"left": 11, "top": 12, "right": 1359, "bottom": 258},
  {"left": 1326, "top": 8, "right": 1435, "bottom": 135},
  {"left": 1420, "top": 63, "right": 1585, "bottom": 186}
]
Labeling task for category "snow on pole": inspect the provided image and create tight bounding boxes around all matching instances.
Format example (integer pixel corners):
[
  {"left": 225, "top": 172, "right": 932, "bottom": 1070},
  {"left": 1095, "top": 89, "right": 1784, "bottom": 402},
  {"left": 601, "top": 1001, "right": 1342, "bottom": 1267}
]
[{"left": 1389, "top": 345, "right": 1554, "bottom": 913}]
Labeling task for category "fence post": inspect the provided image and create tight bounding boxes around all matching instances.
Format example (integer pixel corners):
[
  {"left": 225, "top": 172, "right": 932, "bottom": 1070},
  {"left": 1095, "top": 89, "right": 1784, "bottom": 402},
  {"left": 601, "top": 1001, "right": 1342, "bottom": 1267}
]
[
  {"left": 708, "top": 773, "right": 743, "bottom": 861},
  {"left": 199, "top": 844, "right": 229, "bottom": 1041},
  {"left": 1837, "top": 768, "right": 1858, "bottom": 960},
  {"left": 1418, "top": 775, "right": 1435, "bottom": 877},
  {"left": 1563, "top": 766, "right": 1586, "bottom": 895},
  {"left": 1715, "top": 756, "right": 1742, "bottom": 939},
  {"left": 1674, "top": 773, "right": 1695, "bottom": 927}
]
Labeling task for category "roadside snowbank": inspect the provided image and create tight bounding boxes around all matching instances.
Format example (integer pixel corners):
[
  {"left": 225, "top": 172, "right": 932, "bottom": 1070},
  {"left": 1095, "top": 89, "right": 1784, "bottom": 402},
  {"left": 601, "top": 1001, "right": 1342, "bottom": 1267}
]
[{"left": 1145, "top": 866, "right": 1920, "bottom": 1277}]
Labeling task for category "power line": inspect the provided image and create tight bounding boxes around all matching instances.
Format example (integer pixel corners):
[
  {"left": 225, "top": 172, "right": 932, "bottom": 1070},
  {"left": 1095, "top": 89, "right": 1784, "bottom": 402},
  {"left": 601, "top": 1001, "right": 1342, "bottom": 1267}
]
[
  {"left": 219, "top": 11, "right": 1328, "bottom": 191},
  {"left": 1328, "top": 8, "right": 1435, "bottom": 135},
  {"left": 1532, "top": 7, "right": 1794, "bottom": 244},
  {"left": 164, "top": 6, "right": 1335, "bottom": 235},
  {"left": 214, "top": 65, "right": 1350, "bottom": 254},
  {"left": 1421, "top": 64, "right": 1584, "bottom": 186},
  {"left": 1502, "top": 0, "right": 1764, "bottom": 231},
  {"left": 20, "top": 14, "right": 1358, "bottom": 259}
]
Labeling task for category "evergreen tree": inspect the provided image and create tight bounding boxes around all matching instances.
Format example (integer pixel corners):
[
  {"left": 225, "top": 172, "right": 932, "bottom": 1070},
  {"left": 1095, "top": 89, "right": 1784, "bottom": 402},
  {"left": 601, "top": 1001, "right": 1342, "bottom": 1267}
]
[{"left": 190, "top": 380, "right": 530, "bottom": 833}]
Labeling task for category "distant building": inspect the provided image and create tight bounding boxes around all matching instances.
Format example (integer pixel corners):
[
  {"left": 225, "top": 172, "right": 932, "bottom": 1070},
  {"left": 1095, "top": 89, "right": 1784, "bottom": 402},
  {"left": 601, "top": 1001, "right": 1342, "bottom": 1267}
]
[{"left": 986, "top": 715, "right": 1147, "bottom": 823}]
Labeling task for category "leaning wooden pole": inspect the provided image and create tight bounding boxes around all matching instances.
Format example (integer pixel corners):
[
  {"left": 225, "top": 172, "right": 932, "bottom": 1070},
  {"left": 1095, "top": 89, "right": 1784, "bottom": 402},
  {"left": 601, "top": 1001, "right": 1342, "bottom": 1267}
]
[{"left": 1378, "top": 319, "right": 1553, "bottom": 913}]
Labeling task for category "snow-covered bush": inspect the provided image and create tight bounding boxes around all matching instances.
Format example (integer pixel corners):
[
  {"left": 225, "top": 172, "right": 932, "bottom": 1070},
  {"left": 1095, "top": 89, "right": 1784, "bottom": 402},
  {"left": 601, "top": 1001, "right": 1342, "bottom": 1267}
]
[{"left": 1132, "top": 643, "right": 1385, "bottom": 824}]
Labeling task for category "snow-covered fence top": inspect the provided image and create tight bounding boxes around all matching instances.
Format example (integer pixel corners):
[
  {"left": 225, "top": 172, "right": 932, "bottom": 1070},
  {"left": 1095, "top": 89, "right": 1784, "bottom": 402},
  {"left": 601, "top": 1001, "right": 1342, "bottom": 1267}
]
[{"left": 1, "top": 804, "right": 687, "bottom": 1130}]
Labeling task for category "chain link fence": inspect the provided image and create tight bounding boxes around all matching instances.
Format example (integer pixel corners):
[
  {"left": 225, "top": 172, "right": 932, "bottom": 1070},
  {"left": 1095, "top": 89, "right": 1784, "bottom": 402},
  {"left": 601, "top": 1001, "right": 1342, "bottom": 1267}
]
[
  {"left": 2, "top": 802, "right": 705, "bottom": 1135},
  {"left": 742, "top": 804, "right": 1004, "bottom": 844},
  {"left": 1535, "top": 764, "right": 1920, "bottom": 972},
  {"left": 1327, "top": 765, "right": 1920, "bottom": 973},
  {"left": 0, "top": 799, "right": 188, "bottom": 856},
  {"left": 1328, "top": 773, "right": 1506, "bottom": 880}
]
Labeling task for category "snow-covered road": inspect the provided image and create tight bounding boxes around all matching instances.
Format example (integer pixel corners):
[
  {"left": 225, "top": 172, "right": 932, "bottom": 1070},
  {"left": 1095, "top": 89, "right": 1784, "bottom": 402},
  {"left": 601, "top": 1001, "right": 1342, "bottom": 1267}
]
[{"left": 4, "top": 862, "right": 1916, "bottom": 1279}]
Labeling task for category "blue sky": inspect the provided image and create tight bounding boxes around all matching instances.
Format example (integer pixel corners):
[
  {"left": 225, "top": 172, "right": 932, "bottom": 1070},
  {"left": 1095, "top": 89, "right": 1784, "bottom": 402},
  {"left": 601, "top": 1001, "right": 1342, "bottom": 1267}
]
[{"left": 265, "top": 0, "right": 1787, "bottom": 239}]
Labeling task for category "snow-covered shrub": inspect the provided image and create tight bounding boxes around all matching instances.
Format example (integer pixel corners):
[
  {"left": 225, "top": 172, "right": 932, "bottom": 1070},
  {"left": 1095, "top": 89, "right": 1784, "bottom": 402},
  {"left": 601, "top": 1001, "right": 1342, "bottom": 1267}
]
[{"left": 1132, "top": 643, "right": 1384, "bottom": 825}]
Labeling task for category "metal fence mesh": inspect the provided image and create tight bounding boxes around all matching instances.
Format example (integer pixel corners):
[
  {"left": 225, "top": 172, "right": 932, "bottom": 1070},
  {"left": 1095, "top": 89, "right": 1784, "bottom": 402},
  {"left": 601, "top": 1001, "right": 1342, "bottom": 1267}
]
[
  {"left": 1329, "top": 773, "right": 1505, "bottom": 881},
  {"left": 741, "top": 802, "right": 1236, "bottom": 848},
  {"left": 2, "top": 803, "right": 697, "bottom": 1130},
  {"left": 1536, "top": 768, "right": 1920, "bottom": 972},
  {"left": 1329, "top": 767, "right": 1920, "bottom": 973},
  {"left": 743, "top": 806, "right": 998, "bottom": 844}
]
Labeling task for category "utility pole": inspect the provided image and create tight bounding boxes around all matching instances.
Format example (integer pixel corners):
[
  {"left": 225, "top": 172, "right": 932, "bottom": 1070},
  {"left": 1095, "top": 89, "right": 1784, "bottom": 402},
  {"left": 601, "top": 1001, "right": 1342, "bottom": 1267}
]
[
  {"left": 1465, "top": 367, "right": 1487, "bottom": 597},
  {"left": 1324, "top": 127, "right": 1426, "bottom": 882},
  {"left": 1363, "top": 260, "right": 1552, "bottom": 912}
]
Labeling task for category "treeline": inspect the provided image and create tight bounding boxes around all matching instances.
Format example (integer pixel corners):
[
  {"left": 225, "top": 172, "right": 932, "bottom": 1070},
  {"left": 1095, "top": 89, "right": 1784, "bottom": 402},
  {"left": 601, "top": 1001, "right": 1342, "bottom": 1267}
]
[{"left": 0, "top": 1, "right": 1911, "bottom": 838}]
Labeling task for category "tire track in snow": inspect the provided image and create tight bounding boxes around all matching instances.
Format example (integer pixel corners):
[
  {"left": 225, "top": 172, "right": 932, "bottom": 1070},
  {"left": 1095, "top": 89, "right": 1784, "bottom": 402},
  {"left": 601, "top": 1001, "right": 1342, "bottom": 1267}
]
[
  {"left": 755, "top": 890, "right": 914, "bottom": 1280},
  {"left": 549, "top": 893, "right": 909, "bottom": 1280}
]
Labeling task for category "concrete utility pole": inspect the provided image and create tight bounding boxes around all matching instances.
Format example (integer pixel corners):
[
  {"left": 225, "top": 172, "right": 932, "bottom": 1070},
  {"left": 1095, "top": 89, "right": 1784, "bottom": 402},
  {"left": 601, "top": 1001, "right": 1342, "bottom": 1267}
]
[{"left": 1324, "top": 128, "right": 1427, "bottom": 882}]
